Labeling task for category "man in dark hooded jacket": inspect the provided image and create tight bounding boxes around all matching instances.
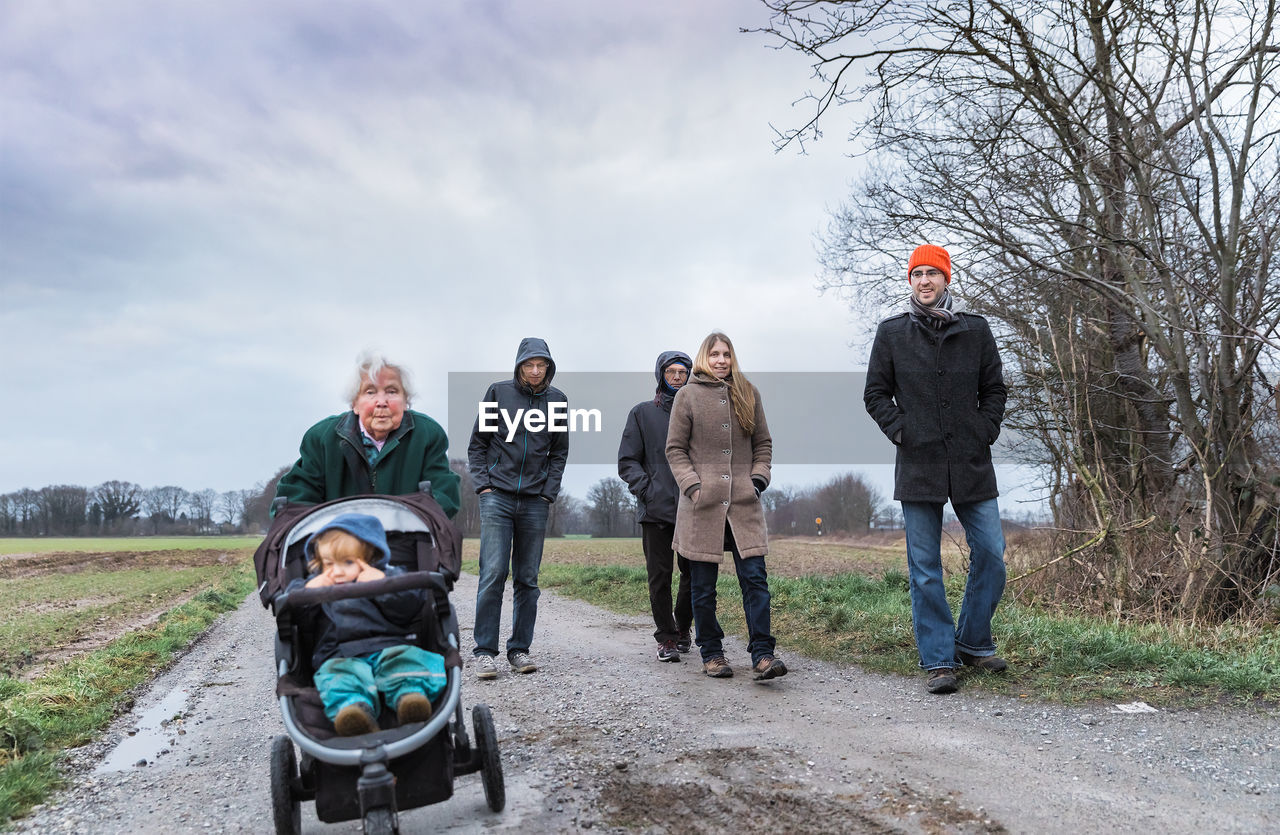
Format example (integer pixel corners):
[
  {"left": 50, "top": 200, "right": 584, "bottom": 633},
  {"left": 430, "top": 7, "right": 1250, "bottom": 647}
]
[
  {"left": 618, "top": 350, "right": 694, "bottom": 662},
  {"left": 467, "top": 337, "right": 569, "bottom": 679}
]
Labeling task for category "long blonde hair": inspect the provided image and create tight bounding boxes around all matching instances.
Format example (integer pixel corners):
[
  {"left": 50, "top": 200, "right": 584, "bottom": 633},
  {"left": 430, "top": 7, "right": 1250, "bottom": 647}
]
[{"left": 692, "top": 331, "right": 757, "bottom": 433}]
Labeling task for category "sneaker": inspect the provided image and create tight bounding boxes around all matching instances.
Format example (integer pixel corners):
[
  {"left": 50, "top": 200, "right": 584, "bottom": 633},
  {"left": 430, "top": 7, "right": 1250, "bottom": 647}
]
[
  {"left": 474, "top": 654, "right": 499, "bottom": 681},
  {"left": 927, "top": 668, "right": 958, "bottom": 695},
  {"left": 656, "top": 640, "right": 680, "bottom": 662},
  {"left": 956, "top": 650, "right": 1008, "bottom": 673},
  {"left": 508, "top": 651, "right": 538, "bottom": 674},
  {"left": 751, "top": 655, "right": 788, "bottom": 682},
  {"left": 334, "top": 702, "right": 377, "bottom": 736},
  {"left": 396, "top": 692, "right": 433, "bottom": 724},
  {"left": 675, "top": 631, "right": 692, "bottom": 655},
  {"left": 702, "top": 656, "right": 733, "bottom": 678}
]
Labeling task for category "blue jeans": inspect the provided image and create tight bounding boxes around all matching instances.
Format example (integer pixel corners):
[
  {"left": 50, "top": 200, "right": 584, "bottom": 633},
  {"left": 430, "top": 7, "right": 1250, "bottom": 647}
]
[
  {"left": 473, "top": 490, "right": 549, "bottom": 659},
  {"left": 313, "top": 645, "right": 447, "bottom": 721},
  {"left": 687, "top": 526, "right": 775, "bottom": 665},
  {"left": 901, "top": 498, "right": 1006, "bottom": 670}
]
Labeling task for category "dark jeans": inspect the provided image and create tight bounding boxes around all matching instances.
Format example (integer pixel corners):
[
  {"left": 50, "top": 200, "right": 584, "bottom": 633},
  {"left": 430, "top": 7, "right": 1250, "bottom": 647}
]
[
  {"left": 687, "top": 524, "right": 775, "bottom": 665},
  {"left": 641, "top": 522, "right": 693, "bottom": 643},
  {"left": 473, "top": 490, "right": 549, "bottom": 658}
]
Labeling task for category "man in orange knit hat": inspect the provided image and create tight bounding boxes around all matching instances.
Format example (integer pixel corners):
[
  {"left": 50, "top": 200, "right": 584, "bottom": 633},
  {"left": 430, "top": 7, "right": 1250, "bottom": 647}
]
[{"left": 863, "top": 244, "right": 1009, "bottom": 695}]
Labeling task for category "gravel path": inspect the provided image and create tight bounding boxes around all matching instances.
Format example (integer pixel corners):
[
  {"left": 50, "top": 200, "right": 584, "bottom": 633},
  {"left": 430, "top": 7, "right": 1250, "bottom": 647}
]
[{"left": 12, "top": 574, "right": 1280, "bottom": 833}]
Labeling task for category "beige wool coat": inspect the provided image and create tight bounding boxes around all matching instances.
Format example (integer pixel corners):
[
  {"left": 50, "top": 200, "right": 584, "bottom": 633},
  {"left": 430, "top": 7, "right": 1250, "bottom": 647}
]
[{"left": 664, "top": 373, "right": 772, "bottom": 562}]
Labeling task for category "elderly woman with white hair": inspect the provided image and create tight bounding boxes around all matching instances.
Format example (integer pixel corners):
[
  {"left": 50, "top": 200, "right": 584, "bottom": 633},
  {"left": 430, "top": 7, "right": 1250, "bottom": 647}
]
[{"left": 274, "top": 352, "right": 461, "bottom": 518}]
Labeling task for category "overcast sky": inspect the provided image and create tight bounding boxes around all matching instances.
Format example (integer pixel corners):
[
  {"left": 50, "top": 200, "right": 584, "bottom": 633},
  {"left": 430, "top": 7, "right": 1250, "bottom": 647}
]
[{"left": 1, "top": 1, "right": 931, "bottom": 502}]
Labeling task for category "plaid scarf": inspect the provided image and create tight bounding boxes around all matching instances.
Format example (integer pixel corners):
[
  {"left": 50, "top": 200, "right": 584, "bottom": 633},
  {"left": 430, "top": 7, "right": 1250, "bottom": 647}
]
[{"left": 909, "top": 288, "right": 957, "bottom": 329}]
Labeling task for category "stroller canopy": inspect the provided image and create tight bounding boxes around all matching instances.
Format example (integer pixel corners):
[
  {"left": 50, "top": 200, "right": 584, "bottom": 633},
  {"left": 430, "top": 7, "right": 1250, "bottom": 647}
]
[{"left": 254, "top": 492, "right": 462, "bottom": 608}]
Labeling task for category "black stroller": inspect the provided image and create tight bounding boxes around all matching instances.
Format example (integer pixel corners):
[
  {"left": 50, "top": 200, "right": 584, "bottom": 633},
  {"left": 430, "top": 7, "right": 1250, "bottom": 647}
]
[{"left": 254, "top": 488, "right": 503, "bottom": 835}]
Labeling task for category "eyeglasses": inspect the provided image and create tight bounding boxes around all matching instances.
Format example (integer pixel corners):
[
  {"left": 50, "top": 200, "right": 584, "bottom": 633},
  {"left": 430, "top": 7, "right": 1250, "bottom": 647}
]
[
  {"left": 664, "top": 367, "right": 689, "bottom": 378},
  {"left": 910, "top": 269, "right": 946, "bottom": 280}
]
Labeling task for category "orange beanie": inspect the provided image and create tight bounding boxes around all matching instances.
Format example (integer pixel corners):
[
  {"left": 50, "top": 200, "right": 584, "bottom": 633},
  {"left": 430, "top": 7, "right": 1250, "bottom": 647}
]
[{"left": 907, "top": 244, "right": 951, "bottom": 284}]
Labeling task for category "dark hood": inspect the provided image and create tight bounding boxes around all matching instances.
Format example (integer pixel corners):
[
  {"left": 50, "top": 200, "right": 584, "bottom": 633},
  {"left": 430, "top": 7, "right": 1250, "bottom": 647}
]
[
  {"left": 513, "top": 337, "right": 556, "bottom": 392},
  {"left": 655, "top": 350, "right": 692, "bottom": 396}
]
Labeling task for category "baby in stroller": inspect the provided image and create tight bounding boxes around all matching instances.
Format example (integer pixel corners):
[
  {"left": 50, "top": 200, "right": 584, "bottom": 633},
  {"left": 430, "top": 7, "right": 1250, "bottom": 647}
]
[
  {"left": 260, "top": 492, "right": 504, "bottom": 833},
  {"left": 290, "top": 513, "right": 447, "bottom": 736}
]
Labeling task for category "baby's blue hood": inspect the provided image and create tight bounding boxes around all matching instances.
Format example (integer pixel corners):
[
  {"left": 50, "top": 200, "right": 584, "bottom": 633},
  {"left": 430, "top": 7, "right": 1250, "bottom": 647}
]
[{"left": 304, "top": 512, "right": 392, "bottom": 569}]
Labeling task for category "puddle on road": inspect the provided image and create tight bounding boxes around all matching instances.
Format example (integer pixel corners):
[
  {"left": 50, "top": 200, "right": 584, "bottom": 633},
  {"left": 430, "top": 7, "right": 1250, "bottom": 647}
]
[{"left": 95, "top": 685, "right": 191, "bottom": 773}]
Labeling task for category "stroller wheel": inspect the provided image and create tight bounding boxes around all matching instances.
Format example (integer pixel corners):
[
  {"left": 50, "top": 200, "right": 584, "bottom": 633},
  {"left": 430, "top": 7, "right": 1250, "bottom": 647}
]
[
  {"left": 270, "top": 735, "right": 302, "bottom": 835},
  {"left": 362, "top": 806, "right": 396, "bottom": 835},
  {"left": 472, "top": 703, "right": 505, "bottom": 812}
]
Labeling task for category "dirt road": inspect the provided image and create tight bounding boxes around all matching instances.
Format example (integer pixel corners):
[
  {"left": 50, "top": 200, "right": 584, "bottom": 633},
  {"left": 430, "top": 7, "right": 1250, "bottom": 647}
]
[{"left": 13, "top": 573, "right": 1279, "bottom": 833}]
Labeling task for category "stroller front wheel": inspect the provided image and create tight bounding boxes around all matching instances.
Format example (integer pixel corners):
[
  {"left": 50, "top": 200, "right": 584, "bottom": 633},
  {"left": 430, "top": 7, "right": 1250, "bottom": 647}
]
[
  {"left": 472, "top": 703, "right": 505, "bottom": 812},
  {"left": 362, "top": 805, "right": 396, "bottom": 835},
  {"left": 270, "top": 735, "right": 302, "bottom": 835}
]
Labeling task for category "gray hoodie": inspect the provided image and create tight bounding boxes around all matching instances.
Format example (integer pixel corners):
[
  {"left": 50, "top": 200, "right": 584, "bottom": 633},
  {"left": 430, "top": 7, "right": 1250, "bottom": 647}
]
[{"left": 467, "top": 337, "right": 570, "bottom": 500}]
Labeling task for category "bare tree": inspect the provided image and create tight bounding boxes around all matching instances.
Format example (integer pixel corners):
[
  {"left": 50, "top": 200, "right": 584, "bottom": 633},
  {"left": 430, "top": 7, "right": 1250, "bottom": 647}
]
[
  {"left": 38, "top": 485, "right": 89, "bottom": 535},
  {"left": 756, "top": 0, "right": 1280, "bottom": 619},
  {"left": 586, "top": 478, "right": 632, "bottom": 537},
  {"left": 449, "top": 459, "right": 479, "bottom": 537},
  {"left": 94, "top": 480, "right": 142, "bottom": 532},
  {"left": 546, "top": 493, "right": 585, "bottom": 537},
  {"left": 144, "top": 485, "right": 189, "bottom": 534},
  {"left": 188, "top": 488, "right": 218, "bottom": 533},
  {"left": 762, "top": 472, "right": 882, "bottom": 535},
  {"left": 217, "top": 489, "right": 249, "bottom": 529}
]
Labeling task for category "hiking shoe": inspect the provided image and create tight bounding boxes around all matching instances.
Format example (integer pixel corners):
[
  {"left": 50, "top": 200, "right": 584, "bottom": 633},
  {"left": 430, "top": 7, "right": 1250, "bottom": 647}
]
[
  {"left": 927, "top": 668, "right": 958, "bottom": 695},
  {"left": 474, "top": 654, "right": 499, "bottom": 681},
  {"left": 657, "top": 640, "right": 681, "bottom": 662},
  {"left": 508, "top": 651, "right": 538, "bottom": 674},
  {"left": 334, "top": 702, "right": 377, "bottom": 736},
  {"left": 703, "top": 656, "right": 733, "bottom": 678},
  {"left": 751, "top": 655, "right": 788, "bottom": 682},
  {"left": 956, "top": 650, "right": 1008, "bottom": 673},
  {"left": 675, "top": 631, "right": 692, "bottom": 654},
  {"left": 396, "top": 692, "right": 433, "bottom": 724}
]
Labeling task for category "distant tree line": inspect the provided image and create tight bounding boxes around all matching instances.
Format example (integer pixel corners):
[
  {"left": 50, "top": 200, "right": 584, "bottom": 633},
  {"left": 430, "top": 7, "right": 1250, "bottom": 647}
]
[
  {"left": 762, "top": 473, "right": 886, "bottom": 537},
  {"left": 0, "top": 474, "right": 287, "bottom": 537},
  {"left": 4, "top": 465, "right": 893, "bottom": 540},
  {"left": 451, "top": 467, "right": 892, "bottom": 540}
]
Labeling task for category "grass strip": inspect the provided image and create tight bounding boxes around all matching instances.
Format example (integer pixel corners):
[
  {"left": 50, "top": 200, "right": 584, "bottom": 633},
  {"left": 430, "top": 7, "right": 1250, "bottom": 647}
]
[
  {"left": 0, "top": 537, "right": 262, "bottom": 555},
  {"left": 0, "top": 563, "right": 255, "bottom": 824},
  {"left": 505, "top": 561, "right": 1280, "bottom": 706}
]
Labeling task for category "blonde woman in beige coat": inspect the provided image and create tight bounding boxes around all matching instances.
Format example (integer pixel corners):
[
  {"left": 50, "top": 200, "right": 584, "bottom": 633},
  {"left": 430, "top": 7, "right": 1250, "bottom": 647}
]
[{"left": 665, "top": 332, "right": 787, "bottom": 682}]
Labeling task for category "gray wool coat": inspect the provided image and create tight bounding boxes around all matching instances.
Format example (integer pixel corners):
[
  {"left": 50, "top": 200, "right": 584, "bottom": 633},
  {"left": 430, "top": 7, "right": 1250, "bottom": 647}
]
[{"left": 665, "top": 373, "right": 772, "bottom": 562}]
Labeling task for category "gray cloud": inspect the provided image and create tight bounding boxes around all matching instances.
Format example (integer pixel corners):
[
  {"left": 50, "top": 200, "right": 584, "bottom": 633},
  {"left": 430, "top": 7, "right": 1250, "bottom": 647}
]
[{"left": 1, "top": 0, "right": 875, "bottom": 497}]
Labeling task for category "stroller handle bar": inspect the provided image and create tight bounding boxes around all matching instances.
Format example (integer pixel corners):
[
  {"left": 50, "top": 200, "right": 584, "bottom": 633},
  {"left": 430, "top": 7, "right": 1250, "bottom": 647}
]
[
  {"left": 274, "top": 570, "right": 447, "bottom": 614},
  {"left": 277, "top": 633, "right": 463, "bottom": 766}
]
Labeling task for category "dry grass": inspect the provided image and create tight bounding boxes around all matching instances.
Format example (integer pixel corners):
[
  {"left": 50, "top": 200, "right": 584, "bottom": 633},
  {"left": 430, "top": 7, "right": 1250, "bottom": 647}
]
[{"left": 460, "top": 532, "right": 969, "bottom": 579}]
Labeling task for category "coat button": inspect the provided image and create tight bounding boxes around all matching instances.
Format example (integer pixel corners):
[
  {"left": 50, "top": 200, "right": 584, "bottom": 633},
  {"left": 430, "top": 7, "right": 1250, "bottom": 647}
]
[
  {"left": 937, "top": 369, "right": 944, "bottom": 375},
  {"left": 723, "top": 449, "right": 731, "bottom": 455},
  {"left": 720, "top": 399, "right": 727, "bottom": 404},
  {"left": 722, "top": 423, "right": 730, "bottom": 429},
  {"left": 942, "top": 399, "right": 951, "bottom": 408},
  {"left": 722, "top": 500, "right": 729, "bottom": 506},
  {"left": 944, "top": 432, "right": 953, "bottom": 440},
  {"left": 721, "top": 474, "right": 730, "bottom": 479}
]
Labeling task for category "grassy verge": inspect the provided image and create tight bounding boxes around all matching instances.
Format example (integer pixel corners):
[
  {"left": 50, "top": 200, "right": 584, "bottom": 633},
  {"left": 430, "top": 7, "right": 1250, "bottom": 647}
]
[
  {"left": 0, "top": 562, "right": 255, "bottom": 823},
  {"left": 464, "top": 544, "right": 1280, "bottom": 707},
  {"left": 0, "top": 566, "right": 247, "bottom": 676}
]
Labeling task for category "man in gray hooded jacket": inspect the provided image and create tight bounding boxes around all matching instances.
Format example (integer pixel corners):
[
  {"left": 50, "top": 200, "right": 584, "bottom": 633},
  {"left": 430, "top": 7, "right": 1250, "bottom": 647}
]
[{"left": 467, "top": 337, "right": 569, "bottom": 679}]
